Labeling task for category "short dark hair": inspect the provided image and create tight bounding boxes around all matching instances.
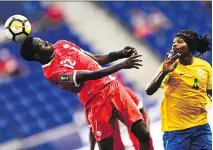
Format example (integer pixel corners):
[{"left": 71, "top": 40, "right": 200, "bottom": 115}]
[
  {"left": 20, "top": 37, "right": 37, "bottom": 61},
  {"left": 175, "top": 30, "right": 212, "bottom": 56}
]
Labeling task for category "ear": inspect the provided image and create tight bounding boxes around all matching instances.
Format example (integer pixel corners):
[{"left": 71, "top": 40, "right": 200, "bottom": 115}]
[{"left": 34, "top": 53, "right": 40, "bottom": 60}]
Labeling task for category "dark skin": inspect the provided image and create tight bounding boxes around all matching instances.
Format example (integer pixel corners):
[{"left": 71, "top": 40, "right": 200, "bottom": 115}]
[
  {"left": 32, "top": 37, "right": 142, "bottom": 83},
  {"left": 32, "top": 38, "right": 150, "bottom": 150},
  {"left": 89, "top": 107, "right": 151, "bottom": 150},
  {"left": 32, "top": 37, "right": 139, "bottom": 65},
  {"left": 146, "top": 37, "right": 212, "bottom": 98}
]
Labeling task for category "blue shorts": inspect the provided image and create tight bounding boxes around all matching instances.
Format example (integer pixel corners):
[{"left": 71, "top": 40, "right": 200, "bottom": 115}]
[{"left": 163, "top": 123, "right": 212, "bottom": 150}]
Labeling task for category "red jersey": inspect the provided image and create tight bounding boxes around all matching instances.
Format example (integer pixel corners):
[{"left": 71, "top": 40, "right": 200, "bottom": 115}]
[
  {"left": 42, "top": 40, "right": 114, "bottom": 106},
  {"left": 124, "top": 86, "right": 143, "bottom": 108}
]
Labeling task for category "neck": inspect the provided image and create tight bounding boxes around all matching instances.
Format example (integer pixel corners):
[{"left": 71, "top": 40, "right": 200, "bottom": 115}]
[
  {"left": 179, "top": 54, "right": 193, "bottom": 65},
  {"left": 40, "top": 52, "right": 55, "bottom": 65}
]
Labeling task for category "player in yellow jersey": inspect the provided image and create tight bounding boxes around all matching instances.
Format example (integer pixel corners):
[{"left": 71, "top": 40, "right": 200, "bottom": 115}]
[{"left": 146, "top": 30, "right": 212, "bottom": 150}]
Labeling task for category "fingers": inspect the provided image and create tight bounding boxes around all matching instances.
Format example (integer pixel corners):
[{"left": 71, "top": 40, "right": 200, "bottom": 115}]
[
  {"left": 126, "top": 49, "right": 132, "bottom": 53},
  {"left": 125, "top": 46, "right": 133, "bottom": 49},
  {"left": 172, "top": 59, "right": 179, "bottom": 69},
  {"left": 171, "top": 53, "right": 181, "bottom": 62},
  {"left": 130, "top": 54, "right": 142, "bottom": 59},
  {"left": 132, "top": 59, "right": 142, "bottom": 62},
  {"left": 133, "top": 66, "right": 140, "bottom": 69},
  {"left": 133, "top": 62, "right": 143, "bottom": 66},
  {"left": 164, "top": 53, "right": 169, "bottom": 61},
  {"left": 131, "top": 48, "right": 138, "bottom": 56},
  {"left": 124, "top": 46, "right": 139, "bottom": 56}
]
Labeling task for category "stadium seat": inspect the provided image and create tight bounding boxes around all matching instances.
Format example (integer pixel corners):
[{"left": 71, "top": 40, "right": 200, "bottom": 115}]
[{"left": 100, "top": 1, "right": 212, "bottom": 63}]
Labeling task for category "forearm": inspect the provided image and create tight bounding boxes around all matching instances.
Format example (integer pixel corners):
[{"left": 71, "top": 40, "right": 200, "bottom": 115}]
[
  {"left": 93, "top": 54, "right": 112, "bottom": 66},
  {"left": 84, "top": 51, "right": 123, "bottom": 66},
  {"left": 89, "top": 128, "right": 96, "bottom": 150},
  {"left": 76, "top": 63, "right": 122, "bottom": 83},
  {"left": 146, "top": 71, "right": 167, "bottom": 95},
  {"left": 94, "top": 50, "right": 124, "bottom": 65}
]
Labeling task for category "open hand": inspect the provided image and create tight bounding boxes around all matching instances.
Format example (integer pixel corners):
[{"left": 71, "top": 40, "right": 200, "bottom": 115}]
[
  {"left": 163, "top": 53, "right": 181, "bottom": 73},
  {"left": 120, "top": 55, "right": 142, "bottom": 69}
]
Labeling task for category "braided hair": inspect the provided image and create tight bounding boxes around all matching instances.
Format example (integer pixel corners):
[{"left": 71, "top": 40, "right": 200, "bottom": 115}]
[
  {"left": 20, "top": 37, "right": 37, "bottom": 61},
  {"left": 175, "top": 30, "right": 211, "bottom": 56}
]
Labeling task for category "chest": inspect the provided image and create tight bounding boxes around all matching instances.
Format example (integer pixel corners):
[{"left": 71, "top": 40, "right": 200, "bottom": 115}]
[
  {"left": 55, "top": 44, "right": 99, "bottom": 70},
  {"left": 168, "top": 65, "right": 208, "bottom": 89}
]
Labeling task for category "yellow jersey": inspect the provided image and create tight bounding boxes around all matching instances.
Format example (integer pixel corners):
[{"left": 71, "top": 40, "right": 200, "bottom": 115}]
[{"left": 158, "top": 57, "right": 212, "bottom": 131}]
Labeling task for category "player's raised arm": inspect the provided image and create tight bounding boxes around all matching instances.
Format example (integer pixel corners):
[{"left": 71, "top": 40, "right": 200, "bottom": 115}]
[
  {"left": 146, "top": 53, "right": 181, "bottom": 95},
  {"left": 48, "top": 55, "right": 142, "bottom": 92},
  {"left": 83, "top": 46, "right": 138, "bottom": 65},
  {"left": 76, "top": 55, "right": 142, "bottom": 84}
]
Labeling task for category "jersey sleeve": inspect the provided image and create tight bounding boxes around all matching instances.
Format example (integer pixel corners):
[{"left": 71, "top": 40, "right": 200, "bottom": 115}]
[
  {"left": 49, "top": 67, "right": 82, "bottom": 93},
  {"left": 206, "top": 63, "right": 212, "bottom": 90},
  {"left": 125, "top": 86, "right": 143, "bottom": 109},
  {"left": 157, "top": 64, "right": 169, "bottom": 88}
]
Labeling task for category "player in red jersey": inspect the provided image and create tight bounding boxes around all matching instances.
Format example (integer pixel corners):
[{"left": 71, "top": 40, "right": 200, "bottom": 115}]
[
  {"left": 89, "top": 74, "right": 154, "bottom": 150},
  {"left": 20, "top": 37, "right": 151, "bottom": 150}
]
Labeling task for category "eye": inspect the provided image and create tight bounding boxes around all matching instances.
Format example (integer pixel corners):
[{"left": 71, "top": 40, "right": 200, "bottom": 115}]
[
  {"left": 38, "top": 43, "right": 42, "bottom": 47},
  {"left": 177, "top": 40, "right": 183, "bottom": 43}
]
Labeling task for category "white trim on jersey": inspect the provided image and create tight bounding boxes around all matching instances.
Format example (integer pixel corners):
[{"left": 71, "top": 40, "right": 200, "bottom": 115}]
[
  {"left": 138, "top": 100, "right": 143, "bottom": 109},
  {"left": 73, "top": 70, "right": 80, "bottom": 87},
  {"left": 42, "top": 58, "right": 54, "bottom": 68}
]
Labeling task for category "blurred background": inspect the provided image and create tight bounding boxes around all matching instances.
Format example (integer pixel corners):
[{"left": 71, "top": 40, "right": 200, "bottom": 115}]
[{"left": 0, "top": 1, "right": 211, "bottom": 150}]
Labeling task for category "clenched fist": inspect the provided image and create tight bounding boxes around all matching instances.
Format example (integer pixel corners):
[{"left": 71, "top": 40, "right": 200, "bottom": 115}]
[{"left": 121, "top": 46, "right": 139, "bottom": 58}]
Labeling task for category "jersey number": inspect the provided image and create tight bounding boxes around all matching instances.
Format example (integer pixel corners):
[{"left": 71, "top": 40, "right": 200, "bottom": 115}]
[
  {"left": 192, "top": 78, "right": 199, "bottom": 90},
  {"left": 60, "top": 59, "right": 76, "bottom": 69}
]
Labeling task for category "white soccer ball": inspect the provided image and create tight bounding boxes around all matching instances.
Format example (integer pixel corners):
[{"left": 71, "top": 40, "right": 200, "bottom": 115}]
[{"left": 4, "top": 15, "right": 31, "bottom": 42}]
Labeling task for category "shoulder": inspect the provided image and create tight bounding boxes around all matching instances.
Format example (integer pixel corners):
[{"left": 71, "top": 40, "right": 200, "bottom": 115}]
[
  {"left": 54, "top": 40, "right": 81, "bottom": 50},
  {"left": 54, "top": 40, "right": 67, "bottom": 45},
  {"left": 194, "top": 57, "right": 211, "bottom": 68}
]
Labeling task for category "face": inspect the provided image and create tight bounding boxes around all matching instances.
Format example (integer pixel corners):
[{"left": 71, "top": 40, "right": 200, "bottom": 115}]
[
  {"left": 172, "top": 37, "right": 190, "bottom": 56},
  {"left": 33, "top": 37, "right": 54, "bottom": 56}
]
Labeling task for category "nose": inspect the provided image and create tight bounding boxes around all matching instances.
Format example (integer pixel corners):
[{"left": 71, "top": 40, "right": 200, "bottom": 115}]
[
  {"left": 45, "top": 41, "right": 49, "bottom": 45},
  {"left": 172, "top": 43, "right": 177, "bottom": 50}
]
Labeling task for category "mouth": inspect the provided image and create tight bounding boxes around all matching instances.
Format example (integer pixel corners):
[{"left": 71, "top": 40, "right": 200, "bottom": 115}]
[
  {"left": 170, "top": 49, "right": 182, "bottom": 59},
  {"left": 45, "top": 42, "right": 53, "bottom": 47},
  {"left": 172, "top": 48, "right": 179, "bottom": 54}
]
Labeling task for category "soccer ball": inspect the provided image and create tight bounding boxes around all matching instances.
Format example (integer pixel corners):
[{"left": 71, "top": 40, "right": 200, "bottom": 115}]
[{"left": 4, "top": 15, "right": 31, "bottom": 42}]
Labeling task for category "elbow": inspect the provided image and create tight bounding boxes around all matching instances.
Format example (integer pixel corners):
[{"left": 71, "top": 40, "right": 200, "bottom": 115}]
[
  {"left": 145, "top": 88, "right": 154, "bottom": 96},
  {"left": 94, "top": 58, "right": 104, "bottom": 66}
]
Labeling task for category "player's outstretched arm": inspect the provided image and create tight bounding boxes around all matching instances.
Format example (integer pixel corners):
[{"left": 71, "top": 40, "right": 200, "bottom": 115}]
[
  {"left": 76, "top": 55, "right": 142, "bottom": 84},
  {"left": 146, "top": 53, "right": 180, "bottom": 95},
  {"left": 83, "top": 46, "right": 138, "bottom": 65},
  {"left": 145, "top": 70, "right": 168, "bottom": 95}
]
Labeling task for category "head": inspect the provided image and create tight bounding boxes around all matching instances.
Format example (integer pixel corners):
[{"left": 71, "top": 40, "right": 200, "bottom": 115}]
[
  {"left": 20, "top": 37, "right": 54, "bottom": 63},
  {"left": 172, "top": 30, "right": 211, "bottom": 57}
]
